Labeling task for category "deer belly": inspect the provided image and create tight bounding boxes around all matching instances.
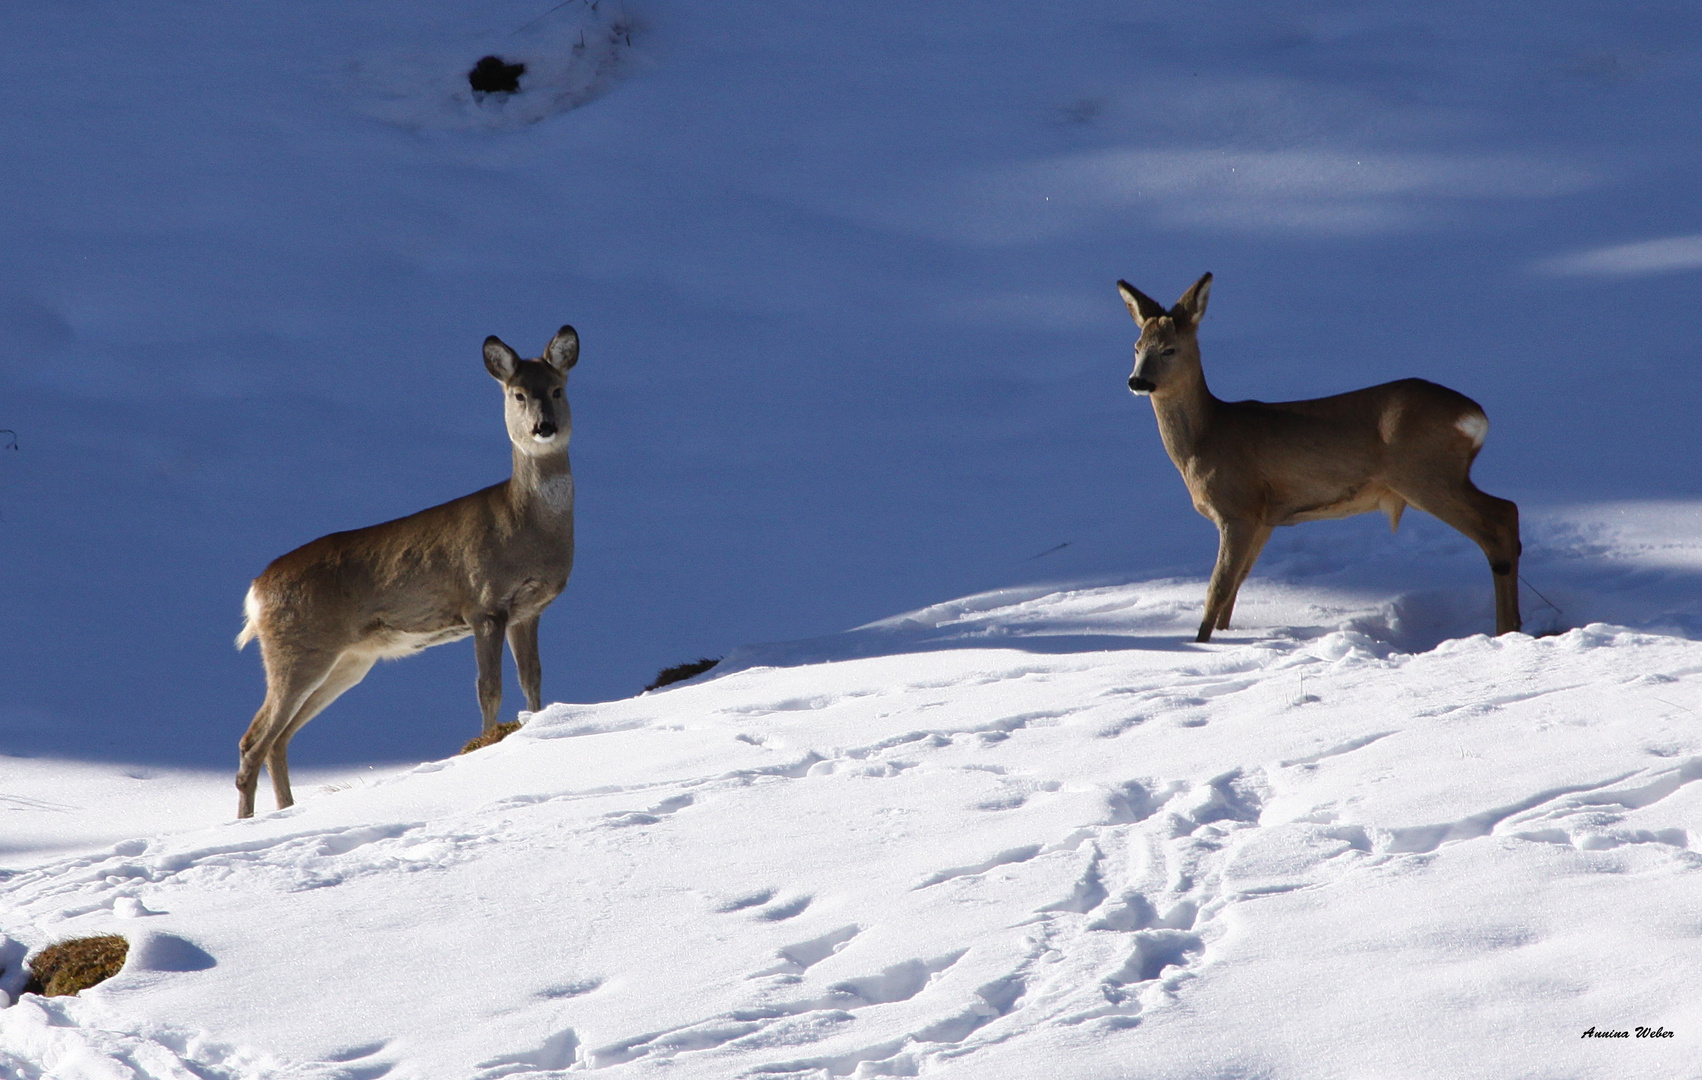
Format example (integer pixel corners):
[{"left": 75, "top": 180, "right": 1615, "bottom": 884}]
[
  {"left": 366, "top": 625, "right": 474, "bottom": 659},
  {"left": 1276, "top": 485, "right": 1392, "bottom": 525}
]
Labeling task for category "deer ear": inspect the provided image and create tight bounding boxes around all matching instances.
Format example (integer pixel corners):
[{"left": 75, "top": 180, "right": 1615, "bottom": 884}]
[
  {"left": 1117, "top": 281, "right": 1167, "bottom": 327},
  {"left": 484, "top": 336, "right": 520, "bottom": 382},
  {"left": 544, "top": 325, "right": 579, "bottom": 373},
  {"left": 1173, "top": 273, "right": 1212, "bottom": 327}
]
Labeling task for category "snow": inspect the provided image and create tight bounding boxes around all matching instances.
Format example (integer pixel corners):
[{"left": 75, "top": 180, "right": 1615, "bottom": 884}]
[
  {"left": 5, "top": 0, "right": 1702, "bottom": 1075},
  {"left": 5, "top": 562, "right": 1701, "bottom": 1076}
]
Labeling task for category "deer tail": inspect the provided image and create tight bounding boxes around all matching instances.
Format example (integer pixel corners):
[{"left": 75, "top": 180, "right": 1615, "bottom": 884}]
[{"left": 236, "top": 584, "right": 262, "bottom": 651}]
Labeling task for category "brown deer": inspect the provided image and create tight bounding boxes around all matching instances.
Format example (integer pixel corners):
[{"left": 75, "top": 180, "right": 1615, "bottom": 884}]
[
  {"left": 234, "top": 327, "right": 579, "bottom": 818},
  {"left": 1119, "top": 274, "right": 1520, "bottom": 644}
]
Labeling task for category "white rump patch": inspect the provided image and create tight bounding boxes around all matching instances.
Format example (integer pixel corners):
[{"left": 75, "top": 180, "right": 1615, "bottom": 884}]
[
  {"left": 235, "top": 584, "right": 263, "bottom": 650},
  {"left": 1455, "top": 412, "right": 1488, "bottom": 448}
]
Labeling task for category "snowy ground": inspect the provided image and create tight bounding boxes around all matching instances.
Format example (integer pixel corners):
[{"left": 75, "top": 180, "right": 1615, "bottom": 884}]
[{"left": 4, "top": 504, "right": 1701, "bottom": 1078}]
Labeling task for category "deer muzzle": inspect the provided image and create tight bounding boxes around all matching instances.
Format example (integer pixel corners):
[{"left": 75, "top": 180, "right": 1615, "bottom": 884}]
[{"left": 1129, "top": 375, "right": 1157, "bottom": 395}]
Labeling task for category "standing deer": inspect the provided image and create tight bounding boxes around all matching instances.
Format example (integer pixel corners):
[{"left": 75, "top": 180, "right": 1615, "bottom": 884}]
[
  {"left": 1119, "top": 274, "right": 1521, "bottom": 643},
  {"left": 234, "top": 327, "right": 580, "bottom": 818}
]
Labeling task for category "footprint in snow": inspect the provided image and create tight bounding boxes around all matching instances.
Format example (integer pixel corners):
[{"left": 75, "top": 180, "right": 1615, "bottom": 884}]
[
  {"left": 536, "top": 977, "right": 603, "bottom": 1000},
  {"left": 475, "top": 1027, "right": 579, "bottom": 1075},
  {"left": 603, "top": 793, "right": 694, "bottom": 828},
  {"left": 752, "top": 925, "right": 861, "bottom": 978},
  {"left": 757, "top": 894, "right": 813, "bottom": 921},
  {"left": 714, "top": 888, "right": 776, "bottom": 913},
  {"left": 324, "top": 1041, "right": 390, "bottom": 1063}
]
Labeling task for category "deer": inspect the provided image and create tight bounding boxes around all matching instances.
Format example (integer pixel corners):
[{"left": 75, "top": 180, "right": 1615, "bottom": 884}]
[
  {"left": 233, "top": 327, "right": 580, "bottom": 818},
  {"left": 1118, "top": 274, "right": 1521, "bottom": 644}
]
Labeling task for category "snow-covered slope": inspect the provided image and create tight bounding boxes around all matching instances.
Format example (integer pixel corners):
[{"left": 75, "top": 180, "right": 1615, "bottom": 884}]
[{"left": 5, "top": 512, "right": 1701, "bottom": 1077}]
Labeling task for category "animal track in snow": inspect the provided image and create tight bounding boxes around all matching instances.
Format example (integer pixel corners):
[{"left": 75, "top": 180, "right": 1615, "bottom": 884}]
[
  {"left": 325, "top": 1040, "right": 391, "bottom": 1063},
  {"left": 829, "top": 951, "right": 967, "bottom": 1006},
  {"left": 602, "top": 793, "right": 694, "bottom": 828},
  {"left": 1040, "top": 846, "right": 1108, "bottom": 914},
  {"left": 1383, "top": 772, "right": 1643, "bottom": 853},
  {"left": 1513, "top": 825, "right": 1690, "bottom": 850},
  {"left": 1279, "top": 731, "right": 1397, "bottom": 768},
  {"left": 835, "top": 710, "right": 1067, "bottom": 765},
  {"left": 1, "top": 820, "right": 472, "bottom": 919},
  {"left": 1554, "top": 756, "right": 1702, "bottom": 813},
  {"left": 598, "top": 763, "right": 1339, "bottom": 1071},
  {"left": 1087, "top": 891, "right": 1158, "bottom": 932},
  {"left": 313, "top": 822, "right": 419, "bottom": 856},
  {"left": 753, "top": 925, "right": 861, "bottom": 977},
  {"left": 757, "top": 894, "right": 814, "bottom": 921},
  {"left": 1107, "top": 929, "right": 1204, "bottom": 985},
  {"left": 475, "top": 1027, "right": 580, "bottom": 1077},
  {"left": 1104, "top": 779, "right": 1183, "bottom": 824},
  {"left": 536, "top": 977, "right": 603, "bottom": 1000},
  {"left": 715, "top": 888, "right": 775, "bottom": 913},
  {"left": 582, "top": 951, "right": 966, "bottom": 1069},
  {"left": 976, "top": 751, "right": 1696, "bottom": 1047},
  {"left": 914, "top": 845, "right": 1042, "bottom": 889},
  {"left": 524, "top": 714, "right": 653, "bottom": 741},
  {"left": 1189, "top": 678, "right": 1259, "bottom": 699},
  {"left": 1499, "top": 757, "right": 1702, "bottom": 850},
  {"left": 908, "top": 973, "right": 1028, "bottom": 1044},
  {"left": 722, "top": 695, "right": 836, "bottom": 716},
  {"left": 1169, "top": 770, "right": 1266, "bottom": 833},
  {"left": 0, "top": 793, "right": 79, "bottom": 812},
  {"left": 1413, "top": 682, "right": 1589, "bottom": 718},
  {"left": 1093, "top": 711, "right": 1150, "bottom": 737},
  {"left": 323, "top": 1038, "right": 398, "bottom": 1080}
]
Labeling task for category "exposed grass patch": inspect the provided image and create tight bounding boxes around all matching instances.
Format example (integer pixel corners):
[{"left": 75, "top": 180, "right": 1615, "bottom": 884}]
[
  {"left": 461, "top": 721, "right": 522, "bottom": 754},
  {"left": 24, "top": 935, "right": 128, "bottom": 997},
  {"left": 645, "top": 657, "right": 721, "bottom": 692}
]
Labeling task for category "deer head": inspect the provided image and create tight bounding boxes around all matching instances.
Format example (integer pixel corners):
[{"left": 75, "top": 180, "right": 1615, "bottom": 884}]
[
  {"left": 1120, "top": 273, "right": 1211, "bottom": 398},
  {"left": 485, "top": 326, "right": 578, "bottom": 455}
]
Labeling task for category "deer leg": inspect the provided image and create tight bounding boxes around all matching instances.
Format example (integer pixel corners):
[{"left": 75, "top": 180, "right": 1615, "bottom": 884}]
[
  {"left": 1216, "top": 524, "right": 1274, "bottom": 631},
  {"left": 263, "top": 652, "right": 376, "bottom": 811},
  {"left": 473, "top": 612, "right": 510, "bottom": 735},
  {"left": 1199, "top": 520, "right": 1263, "bottom": 643},
  {"left": 1396, "top": 481, "right": 1522, "bottom": 635},
  {"left": 237, "top": 650, "right": 338, "bottom": 819},
  {"left": 1481, "top": 493, "right": 1523, "bottom": 635},
  {"left": 506, "top": 615, "right": 543, "bottom": 713}
]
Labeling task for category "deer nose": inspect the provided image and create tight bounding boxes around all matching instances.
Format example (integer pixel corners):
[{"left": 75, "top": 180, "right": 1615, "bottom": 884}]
[
  {"left": 532, "top": 420, "right": 557, "bottom": 438},
  {"left": 1129, "top": 376, "right": 1156, "bottom": 394}
]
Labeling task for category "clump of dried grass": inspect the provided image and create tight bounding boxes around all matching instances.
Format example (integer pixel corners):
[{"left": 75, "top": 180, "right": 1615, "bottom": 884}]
[
  {"left": 461, "top": 721, "right": 521, "bottom": 754},
  {"left": 24, "top": 935, "right": 128, "bottom": 997}
]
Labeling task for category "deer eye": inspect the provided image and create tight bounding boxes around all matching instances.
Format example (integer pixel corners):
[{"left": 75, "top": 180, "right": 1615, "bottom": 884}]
[
  {"left": 513, "top": 391, "right": 525, "bottom": 401},
  {"left": 1161, "top": 347, "right": 1177, "bottom": 357},
  {"left": 551, "top": 388, "right": 563, "bottom": 399}
]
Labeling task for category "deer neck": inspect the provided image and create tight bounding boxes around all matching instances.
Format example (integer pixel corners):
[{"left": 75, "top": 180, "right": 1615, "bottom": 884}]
[
  {"left": 508, "top": 446, "right": 574, "bottom": 518},
  {"left": 1149, "top": 368, "right": 1219, "bottom": 468}
]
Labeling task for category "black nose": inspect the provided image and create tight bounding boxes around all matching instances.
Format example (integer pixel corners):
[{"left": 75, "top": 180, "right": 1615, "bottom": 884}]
[
  {"left": 533, "top": 420, "right": 557, "bottom": 438},
  {"left": 1129, "top": 376, "right": 1156, "bottom": 393}
]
